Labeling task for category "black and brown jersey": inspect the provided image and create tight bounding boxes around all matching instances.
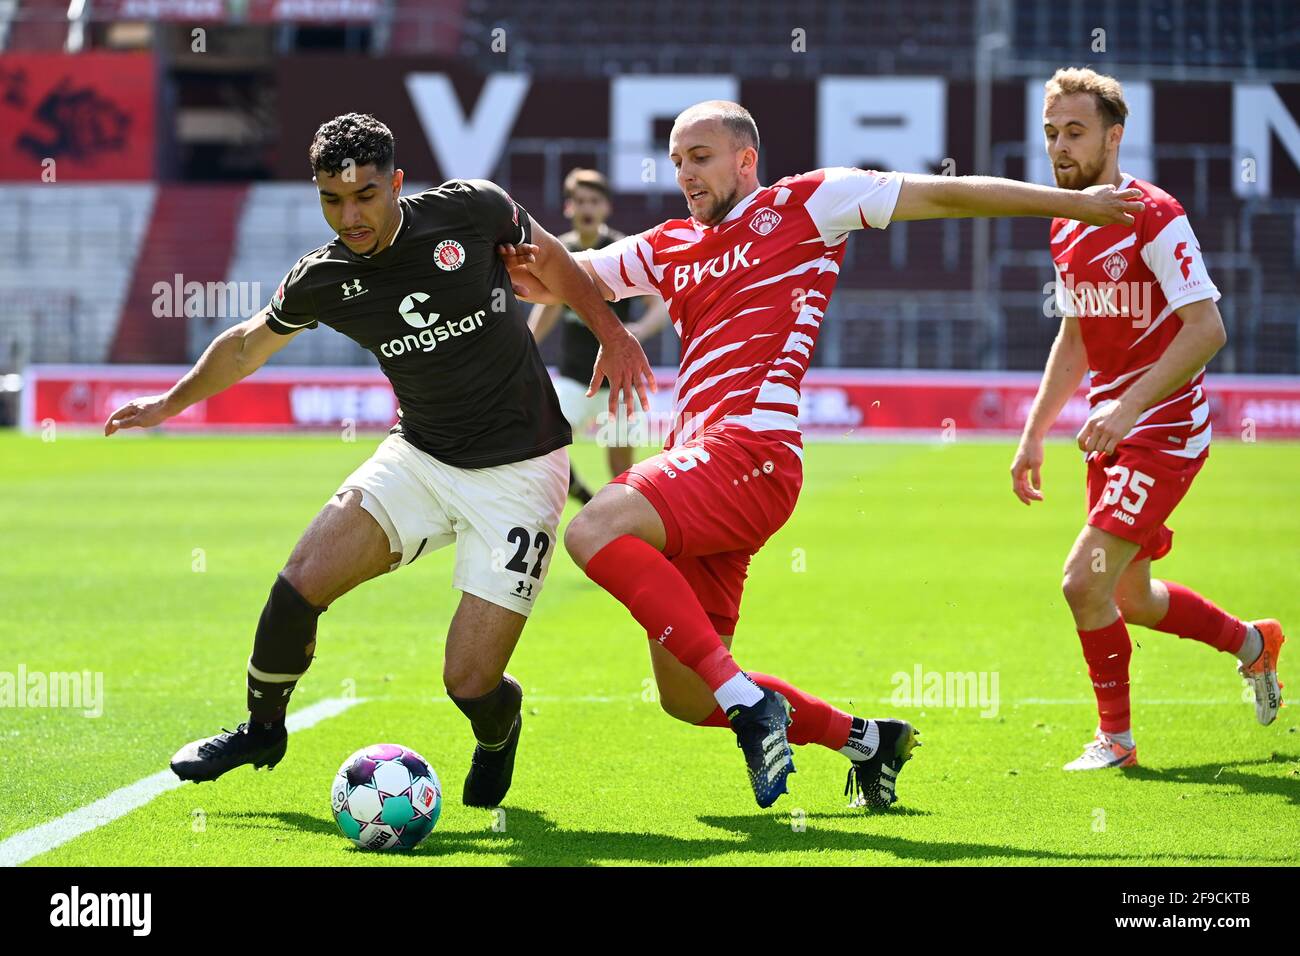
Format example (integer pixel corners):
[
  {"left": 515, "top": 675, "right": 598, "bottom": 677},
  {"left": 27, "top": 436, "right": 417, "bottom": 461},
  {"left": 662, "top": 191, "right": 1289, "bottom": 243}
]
[{"left": 268, "top": 179, "right": 571, "bottom": 468}]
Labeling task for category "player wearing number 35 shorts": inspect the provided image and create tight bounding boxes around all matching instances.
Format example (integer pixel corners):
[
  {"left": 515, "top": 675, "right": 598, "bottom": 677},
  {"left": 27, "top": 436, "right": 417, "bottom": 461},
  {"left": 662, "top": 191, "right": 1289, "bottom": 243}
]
[{"left": 1012, "top": 68, "right": 1285, "bottom": 774}]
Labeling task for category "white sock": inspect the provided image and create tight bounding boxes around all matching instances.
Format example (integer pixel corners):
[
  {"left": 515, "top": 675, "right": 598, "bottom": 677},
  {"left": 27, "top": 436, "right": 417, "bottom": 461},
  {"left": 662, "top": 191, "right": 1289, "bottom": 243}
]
[
  {"left": 714, "top": 672, "right": 763, "bottom": 712},
  {"left": 1102, "top": 727, "right": 1135, "bottom": 749},
  {"left": 1235, "top": 625, "right": 1264, "bottom": 666},
  {"left": 839, "top": 717, "right": 880, "bottom": 760}
]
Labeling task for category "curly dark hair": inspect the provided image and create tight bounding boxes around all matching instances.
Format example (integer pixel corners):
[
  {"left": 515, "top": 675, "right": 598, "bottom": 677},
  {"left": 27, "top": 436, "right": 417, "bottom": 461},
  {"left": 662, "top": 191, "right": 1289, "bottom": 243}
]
[{"left": 309, "top": 113, "right": 395, "bottom": 177}]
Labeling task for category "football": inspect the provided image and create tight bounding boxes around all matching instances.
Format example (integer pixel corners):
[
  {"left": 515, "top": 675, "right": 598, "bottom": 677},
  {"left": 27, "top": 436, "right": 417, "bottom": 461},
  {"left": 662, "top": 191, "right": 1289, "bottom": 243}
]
[{"left": 330, "top": 744, "right": 442, "bottom": 851}]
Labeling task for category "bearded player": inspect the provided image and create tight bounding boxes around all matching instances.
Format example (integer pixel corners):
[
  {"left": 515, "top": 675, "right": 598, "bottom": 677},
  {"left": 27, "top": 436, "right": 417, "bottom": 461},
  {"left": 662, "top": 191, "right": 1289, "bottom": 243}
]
[
  {"left": 1010, "top": 69, "right": 1285, "bottom": 771},
  {"left": 502, "top": 100, "right": 1145, "bottom": 808}
]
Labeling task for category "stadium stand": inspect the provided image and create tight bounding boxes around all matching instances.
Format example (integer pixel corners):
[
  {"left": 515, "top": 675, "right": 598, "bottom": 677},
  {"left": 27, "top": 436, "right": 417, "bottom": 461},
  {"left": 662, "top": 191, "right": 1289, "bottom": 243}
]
[
  {"left": 112, "top": 185, "right": 249, "bottom": 363},
  {"left": 447, "top": 0, "right": 977, "bottom": 77},
  {"left": 0, "top": 185, "right": 155, "bottom": 368},
  {"left": 1011, "top": 0, "right": 1300, "bottom": 73},
  {"left": 0, "top": 0, "right": 1296, "bottom": 376},
  {"left": 3, "top": 0, "right": 67, "bottom": 52},
  {"left": 387, "top": 0, "right": 465, "bottom": 56},
  {"left": 0, "top": 0, "right": 18, "bottom": 50}
]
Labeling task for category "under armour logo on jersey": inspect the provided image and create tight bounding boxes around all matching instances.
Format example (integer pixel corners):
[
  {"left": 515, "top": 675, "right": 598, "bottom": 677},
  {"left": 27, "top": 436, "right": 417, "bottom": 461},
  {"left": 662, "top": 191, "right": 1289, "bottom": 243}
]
[
  {"left": 341, "top": 279, "right": 368, "bottom": 299},
  {"left": 514, "top": 580, "right": 533, "bottom": 598}
]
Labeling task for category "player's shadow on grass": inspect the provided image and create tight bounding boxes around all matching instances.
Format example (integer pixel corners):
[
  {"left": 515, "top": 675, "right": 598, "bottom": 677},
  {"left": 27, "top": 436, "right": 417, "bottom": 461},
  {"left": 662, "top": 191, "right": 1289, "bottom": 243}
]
[
  {"left": 213, "top": 810, "right": 340, "bottom": 837},
  {"left": 393, "top": 808, "right": 1261, "bottom": 866},
  {"left": 691, "top": 814, "right": 1264, "bottom": 865},
  {"left": 1125, "top": 754, "right": 1300, "bottom": 805}
]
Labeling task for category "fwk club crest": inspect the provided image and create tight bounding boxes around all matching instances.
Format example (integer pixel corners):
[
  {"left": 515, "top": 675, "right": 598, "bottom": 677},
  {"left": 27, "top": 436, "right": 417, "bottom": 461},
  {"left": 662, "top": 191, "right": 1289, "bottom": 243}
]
[{"left": 749, "top": 208, "right": 782, "bottom": 236}]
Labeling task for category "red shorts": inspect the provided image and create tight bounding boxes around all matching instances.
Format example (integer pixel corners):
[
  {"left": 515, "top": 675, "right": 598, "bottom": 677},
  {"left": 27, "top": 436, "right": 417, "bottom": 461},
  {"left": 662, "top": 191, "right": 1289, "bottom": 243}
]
[
  {"left": 1085, "top": 444, "right": 1207, "bottom": 561},
  {"left": 612, "top": 421, "right": 803, "bottom": 634}
]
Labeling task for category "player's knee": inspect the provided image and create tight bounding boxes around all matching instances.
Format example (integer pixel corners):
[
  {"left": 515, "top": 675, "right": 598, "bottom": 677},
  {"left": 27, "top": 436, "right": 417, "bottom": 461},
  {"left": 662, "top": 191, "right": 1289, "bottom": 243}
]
[
  {"left": 1061, "top": 567, "right": 1105, "bottom": 612},
  {"left": 563, "top": 507, "right": 606, "bottom": 568}
]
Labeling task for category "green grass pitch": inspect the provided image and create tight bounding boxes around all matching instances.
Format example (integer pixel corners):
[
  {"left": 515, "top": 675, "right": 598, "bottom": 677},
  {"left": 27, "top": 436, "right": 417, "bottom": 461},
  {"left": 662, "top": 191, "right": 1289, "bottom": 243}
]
[{"left": 2, "top": 430, "right": 1297, "bottom": 866}]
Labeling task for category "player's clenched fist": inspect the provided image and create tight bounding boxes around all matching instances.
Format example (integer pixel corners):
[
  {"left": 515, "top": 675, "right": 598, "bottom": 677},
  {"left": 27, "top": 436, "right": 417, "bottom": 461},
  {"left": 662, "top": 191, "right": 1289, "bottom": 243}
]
[
  {"left": 104, "top": 394, "right": 173, "bottom": 436},
  {"left": 1009, "top": 440, "right": 1045, "bottom": 505},
  {"left": 1077, "top": 184, "right": 1145, "bottom": 227}
]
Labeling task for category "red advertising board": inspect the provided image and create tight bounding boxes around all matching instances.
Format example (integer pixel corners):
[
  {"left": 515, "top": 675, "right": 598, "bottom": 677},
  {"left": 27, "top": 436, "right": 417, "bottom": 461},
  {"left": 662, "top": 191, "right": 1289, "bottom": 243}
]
[
  {"left": 0, "top": 53, "right": 155, "bottom": 182},
  {"left": 22, "top": 365, "right": 1300, "bottom": 441},
  {"left": 23, "top": 366, "right": 399, "bottom": 431}
]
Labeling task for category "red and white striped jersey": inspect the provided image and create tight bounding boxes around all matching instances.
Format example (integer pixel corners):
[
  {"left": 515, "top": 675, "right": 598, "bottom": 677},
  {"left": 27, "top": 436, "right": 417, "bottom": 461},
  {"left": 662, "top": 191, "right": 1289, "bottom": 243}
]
[
  {"left": 584, "top": 167, "right": 902, "bottom": 456},
  {"left": 1051, "top": 175, "right": 1220, "bottom": 459}
]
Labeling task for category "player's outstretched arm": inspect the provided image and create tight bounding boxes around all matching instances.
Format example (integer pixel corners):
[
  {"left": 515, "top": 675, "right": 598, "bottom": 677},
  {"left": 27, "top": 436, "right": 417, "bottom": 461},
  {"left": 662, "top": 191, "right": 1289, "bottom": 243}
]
[
  {"left": 519, "top": 217, "right": 654, "bottom": 414},
  {"left": 891, "top": 174, "right": 1144, "bottom": 227},
  {"left": 1075, "top": 299, "right": 1226, "bottom": 456},
  {"left": 104, "top": 309, "right": 299, "bottom": 435},
  {"left": 1011, "top": 315, "right": 1086, "bottom": 505}
]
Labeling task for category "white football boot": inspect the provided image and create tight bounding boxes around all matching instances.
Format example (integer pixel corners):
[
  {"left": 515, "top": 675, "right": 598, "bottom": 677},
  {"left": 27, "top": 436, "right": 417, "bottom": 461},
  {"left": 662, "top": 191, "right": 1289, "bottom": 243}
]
[{"left": 1063, "top": 731, "right": 1138, "bottom": 771}]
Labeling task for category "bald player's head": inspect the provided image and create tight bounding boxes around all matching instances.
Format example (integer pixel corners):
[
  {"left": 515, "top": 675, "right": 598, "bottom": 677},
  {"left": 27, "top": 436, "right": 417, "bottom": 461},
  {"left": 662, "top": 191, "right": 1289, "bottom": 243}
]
[
  {"left": 669, "top": 100, "right": 761, "bottom": 226},
  {"left": 672, "top": 100, "right": 760, "bottom": 153}
]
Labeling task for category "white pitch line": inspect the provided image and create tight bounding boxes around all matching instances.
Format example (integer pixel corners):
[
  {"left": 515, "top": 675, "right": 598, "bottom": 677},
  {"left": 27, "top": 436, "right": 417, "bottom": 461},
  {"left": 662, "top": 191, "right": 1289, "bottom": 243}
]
[{"left": 0, "top": 695, "right": 364, "bottom": 867}]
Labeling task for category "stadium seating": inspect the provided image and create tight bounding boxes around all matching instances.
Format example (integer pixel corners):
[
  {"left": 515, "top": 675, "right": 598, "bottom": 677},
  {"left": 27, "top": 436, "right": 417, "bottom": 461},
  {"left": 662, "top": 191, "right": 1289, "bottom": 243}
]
[
  {"left": 0, "top": 185, "right": 155, "bottom": 368},
  {"left": 0, "top": 0, "right": 17, "bottom": 49},
  {"left": 387, "top": 0, "right": 465, "bottom": 56},
  {"left": 449, "top": 0, "right": 977, "bottom": 76},
  {"left": 3, "top": 0, "right": 67, "bottom": 51},
  {"left": 0, "top": 0, "right": 1294, "bottom": 374},
  {"left": 1010, "top": 0, "right": 1298, "bottom": 71}
]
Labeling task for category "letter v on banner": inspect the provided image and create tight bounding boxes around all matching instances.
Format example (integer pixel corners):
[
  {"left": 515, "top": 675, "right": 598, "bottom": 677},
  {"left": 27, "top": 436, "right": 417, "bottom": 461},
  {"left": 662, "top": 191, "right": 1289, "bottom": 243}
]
[{"left": 404, "top": 74, "right": 531, "bottom": 180}]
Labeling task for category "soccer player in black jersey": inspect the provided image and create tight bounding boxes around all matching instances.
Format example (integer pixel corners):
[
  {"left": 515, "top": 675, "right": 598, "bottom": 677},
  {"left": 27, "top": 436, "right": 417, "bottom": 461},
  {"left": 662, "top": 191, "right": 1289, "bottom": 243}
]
[
  {"left": 104, "top": 114, "right": 653, "bottom": 812},
  {"left": 527, "top": 169, "right": 668, "bottom": 503}
]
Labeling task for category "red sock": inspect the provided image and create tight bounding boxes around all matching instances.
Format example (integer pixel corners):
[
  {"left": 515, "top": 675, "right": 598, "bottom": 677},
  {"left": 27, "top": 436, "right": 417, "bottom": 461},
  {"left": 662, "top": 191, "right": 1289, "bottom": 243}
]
[
  {"left": 696, "top": 673, "right": 852, "bottom": 749},
  {"left": 584, "top": 535, "right": 741, "bottom": 690},
  {"left": 1153, "top": 582, "right": 1247, "bottom": 654},
  {"left": 1077, "top": 617, "right": 1132, "bottom": 734}
]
